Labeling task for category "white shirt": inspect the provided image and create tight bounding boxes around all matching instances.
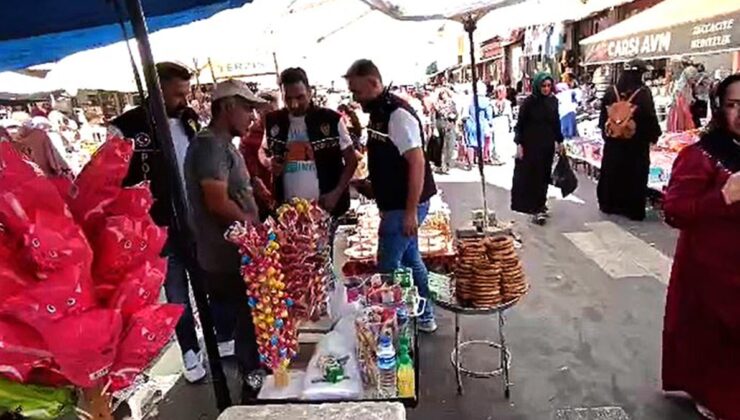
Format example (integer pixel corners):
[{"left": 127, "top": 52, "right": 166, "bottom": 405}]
[
  {"left": 169, "top": 118, "right": 190, "bottom": 199},
  {"left": 282, "top": 115, "right": 352, "bottom": 201},
  {"left": 388, "top": 108, "right": 422, "bottom": 155}
]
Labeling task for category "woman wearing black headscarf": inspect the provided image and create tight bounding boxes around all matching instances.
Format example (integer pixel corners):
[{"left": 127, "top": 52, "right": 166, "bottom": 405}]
[
  {"left": 597, "top": 59, "right": 662, "bottom": 221},
  {"left": 661, "top": 73, "right": 740, "bottom": 420},
  {"left": 511, "top": 72, "right": 564, "bottom": 225}
]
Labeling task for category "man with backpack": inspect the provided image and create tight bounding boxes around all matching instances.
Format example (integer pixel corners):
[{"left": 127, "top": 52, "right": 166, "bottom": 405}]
[{"left": 597, "top": 59, "right": 662, "bottom": 221}]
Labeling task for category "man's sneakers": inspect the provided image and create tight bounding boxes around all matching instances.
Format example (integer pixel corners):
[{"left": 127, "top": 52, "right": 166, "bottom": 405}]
[
  {"left": 218, "top": 340, "right": 235, "bottom": 358},
  {"left": 182, "top": 350, "right": 207, "bottom": 383},
  {"left": 419, "top": 318, "right": 438, "bottom": 333}
]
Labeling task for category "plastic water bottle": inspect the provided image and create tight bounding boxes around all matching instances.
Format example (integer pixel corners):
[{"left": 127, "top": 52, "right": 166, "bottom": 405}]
[
  {"left": 396, "top": 305, "right": 410, "bottom": 344},
  {"left": 376, "top": 334, "right": 397, "bottom": 398}
]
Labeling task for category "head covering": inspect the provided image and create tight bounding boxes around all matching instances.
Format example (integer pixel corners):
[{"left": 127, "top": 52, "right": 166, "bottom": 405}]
[
  {"left": 699, "top": 73, "right": 740, "bottom": 173},
  {"left": 532, "top": 72, "right": 553, "bottom": 97},
  {"left": 212, "top": 79, "right": 267, "bottom": 104},
  {"left": 671, "top": 66, "right": 700, "bottom": 106},
  {"left": 625, "top": 59, "right": 649, "bottom": 72}
]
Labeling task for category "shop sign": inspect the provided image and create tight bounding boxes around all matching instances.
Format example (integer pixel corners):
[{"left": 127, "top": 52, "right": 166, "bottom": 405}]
[
  {"left": 583, "top": 11, "right": 740, "bottom": 64},
  {"left": 211, "top": 60, "right": 272, "bottom": 78},
  {"left": 481, "top": 39, "right": 503, "bottom": 60}
]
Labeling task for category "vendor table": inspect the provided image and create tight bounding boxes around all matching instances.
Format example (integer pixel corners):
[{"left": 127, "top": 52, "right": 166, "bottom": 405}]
[
  {"left": 433, "top": 276, "right": 528, "bottom": 399},
  {"left": 218, "top": 402, "right": 406, "bottom": 420}
]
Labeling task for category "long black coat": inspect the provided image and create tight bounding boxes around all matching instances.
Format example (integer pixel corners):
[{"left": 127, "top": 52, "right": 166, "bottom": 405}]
[
  {"left": 511, "top": 93, "right": 563, "bottom": 214},
  {"left": 597, "top": 86, "right": 661, "bottom": 220}
]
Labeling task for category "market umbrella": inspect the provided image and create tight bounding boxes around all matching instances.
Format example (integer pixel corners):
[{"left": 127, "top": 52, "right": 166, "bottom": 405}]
[
  {"left": 360, "top": 0, "right": 526, "bottom": 226},
  {"left": 0, "top": 0, "right": 257, "bottom": 412}
]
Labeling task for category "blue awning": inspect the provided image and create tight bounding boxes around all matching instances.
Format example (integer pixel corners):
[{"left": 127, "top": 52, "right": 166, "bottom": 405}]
[{"left": 0, "top": 0, "right": 252, "bottom": 71}]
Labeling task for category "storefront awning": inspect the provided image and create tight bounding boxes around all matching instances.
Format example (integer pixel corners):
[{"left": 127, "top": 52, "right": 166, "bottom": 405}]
[{"left": 580, "top": 0, "right": 740, "bottom": 65}]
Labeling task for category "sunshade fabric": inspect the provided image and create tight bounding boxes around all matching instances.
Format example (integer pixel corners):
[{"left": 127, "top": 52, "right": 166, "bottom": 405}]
[{"left": 0, "top": 0, "right": 252, "bottom": 71}]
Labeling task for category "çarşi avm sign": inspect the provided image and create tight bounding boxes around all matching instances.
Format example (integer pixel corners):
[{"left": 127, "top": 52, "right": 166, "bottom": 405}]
[{"left": 582, "top": 10, "right": 740, "bottom": 64}]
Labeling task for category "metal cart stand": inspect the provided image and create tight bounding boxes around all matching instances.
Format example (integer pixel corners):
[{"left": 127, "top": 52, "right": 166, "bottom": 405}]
[{"left": 434, "top": 285, "right": 528, "bottom": 399}]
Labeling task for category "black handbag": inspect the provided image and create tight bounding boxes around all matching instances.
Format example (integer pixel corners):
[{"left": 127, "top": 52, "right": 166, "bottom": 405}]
[{"left": 552, "top": 153, "right": 578, "bottom": 197}]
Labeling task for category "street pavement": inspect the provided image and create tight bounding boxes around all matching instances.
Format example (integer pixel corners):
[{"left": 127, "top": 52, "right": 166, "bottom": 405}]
[{"left": 142, "top": 160, "right": 701, "bottom": 420}]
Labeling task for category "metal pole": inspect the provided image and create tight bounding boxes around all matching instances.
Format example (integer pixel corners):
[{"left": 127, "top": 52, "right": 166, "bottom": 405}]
[
  {"left": 123, "top": 0, "right": 232, "bottom": 411},
  {"left": 464, "top": 17, "right": 489, "bottom": 227}
]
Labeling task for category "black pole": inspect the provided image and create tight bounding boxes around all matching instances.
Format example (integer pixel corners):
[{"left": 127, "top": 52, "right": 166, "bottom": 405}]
[
  {"left": 122, "top": 0, "right": 232, "bottom": 411},
  {"left": 464, "top": 17, "right": 489, "bottom": 225}
]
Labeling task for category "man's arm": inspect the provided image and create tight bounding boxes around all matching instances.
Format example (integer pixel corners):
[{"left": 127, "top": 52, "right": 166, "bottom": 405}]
[
  {"left": 388, "top": 108, "right": 426, "bottom": 237},
  {"left": 320, "top": 120, "right": 359, "bottom": 212},
  {"left": 201, "top": 179, "right": 255, "bottom": 224},
  {"left": 192, "top": 141, "right": 257, "bottom": 225},
  {"left": 403, "top": 147, "right": 425, "bottom": 215}
]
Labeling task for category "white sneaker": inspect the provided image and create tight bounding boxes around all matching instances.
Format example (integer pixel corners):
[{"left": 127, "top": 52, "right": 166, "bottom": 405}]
[
  {"left": 218, "top": 340, "right": 235, "bottom": 358},
  {"left": 182, "top": 350, "right": 207, "bottom": 383}
]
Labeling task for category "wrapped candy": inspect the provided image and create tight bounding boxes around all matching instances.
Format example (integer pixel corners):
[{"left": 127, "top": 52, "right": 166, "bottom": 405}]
[
  {"left": 0, "top": 136, "right": 181, "bottom": 420},
  {"left": 227, "top": 223, "right": 298, "bottom": 383},
  {"left": 275, "top": 198, "right": 332, "bottom": 321}
]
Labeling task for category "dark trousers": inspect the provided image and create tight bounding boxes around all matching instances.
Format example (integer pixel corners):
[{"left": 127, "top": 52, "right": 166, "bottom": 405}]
[
  {"left": 164, "top": 254, "right": 200, "bottom": 355},
  {"left": 204, "top": 270, "right": 260, "bottom": 375}
]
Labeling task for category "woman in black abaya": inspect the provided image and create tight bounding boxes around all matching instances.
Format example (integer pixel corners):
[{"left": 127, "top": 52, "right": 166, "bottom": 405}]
[
  {"left": 511, "top": 72, "right": 564, "bottom": 225},
  {"left": 597, "top": 59, "right": 662, "bottom": 221}
]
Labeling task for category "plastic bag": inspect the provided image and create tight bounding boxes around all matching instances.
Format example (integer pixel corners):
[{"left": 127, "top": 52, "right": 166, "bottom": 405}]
[
  {"left": 552, "top": 153, "right": 578, "bottom": 197},
  {"left": 91, "top": 215, "right": 166, "bottom": 283},
  {"left": 108, "top": 260, "right": 167, "bottom": 321},
  {"left": 42, "top": 309, "right": 122, "bottom": 388},
  {"left": 108, "top": 304, "right": 183, "bottom": 391},
  {"left": 68, "top": 137, "right": 133, "bottom": 228},
  {"left": 0, "top": 377, "right": 76, "bottom": 420},
  {"left": 0, "top": 318, "right": 51, "bottom": 383},
  {"left": 302, "top": 330, "right": 362, "bottom": 401}
]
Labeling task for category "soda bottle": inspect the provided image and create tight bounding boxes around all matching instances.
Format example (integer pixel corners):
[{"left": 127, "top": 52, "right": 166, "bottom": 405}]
[{"left": 396, "top": 345, "right": 415, "bottom": 398}]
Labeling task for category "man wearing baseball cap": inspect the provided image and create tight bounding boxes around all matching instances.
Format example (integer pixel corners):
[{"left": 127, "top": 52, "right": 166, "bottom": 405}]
[{"left": 184, "top": 79, "right": 267, "bottom": 399}]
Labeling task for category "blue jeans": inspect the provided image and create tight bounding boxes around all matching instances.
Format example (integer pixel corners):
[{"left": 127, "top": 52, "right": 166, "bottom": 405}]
[
  {"left": 164, "top": 255, "right": 200, "bottom": 355},
  {"left": 377, "top": 202, "right": 434, "bottom": 322}
]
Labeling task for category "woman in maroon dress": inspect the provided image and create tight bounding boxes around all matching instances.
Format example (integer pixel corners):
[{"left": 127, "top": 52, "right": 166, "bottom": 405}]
[{"left": 662, "top": 74, "right": 740, "bottom": 419}]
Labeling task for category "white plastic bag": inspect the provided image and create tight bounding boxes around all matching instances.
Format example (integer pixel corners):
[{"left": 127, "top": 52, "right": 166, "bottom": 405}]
[{"left": 301, "top": 330, "right": 362, "bottom": 400}]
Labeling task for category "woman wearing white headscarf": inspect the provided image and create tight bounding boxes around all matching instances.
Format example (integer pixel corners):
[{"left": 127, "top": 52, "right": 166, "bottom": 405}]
[{"left": 667, "top": 66, "right": 699, "bottom": 132}]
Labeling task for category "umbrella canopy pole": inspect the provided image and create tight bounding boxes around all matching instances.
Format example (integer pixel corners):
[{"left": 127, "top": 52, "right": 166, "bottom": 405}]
[
  {"left": 464, "top": 17, "right": 489, "bottom": 227},
  {"left": 122, "top": 0, "right": 232, "bottom": 411}
]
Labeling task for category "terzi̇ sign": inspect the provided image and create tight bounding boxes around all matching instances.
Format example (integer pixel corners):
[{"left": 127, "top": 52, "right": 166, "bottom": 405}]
[{"left": 583, "top": 11, "right": 739, "bottom": 64}]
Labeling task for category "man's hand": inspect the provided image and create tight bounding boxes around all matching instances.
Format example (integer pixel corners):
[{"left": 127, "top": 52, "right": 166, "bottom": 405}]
[
  {"left": 403, "top": 209, "right": 419, "bottom": 237},
  {"left": 319, "top": 188, "right": 342, "bottom": 213},
  {"left": 351, "top": 178, "right": 374, "bottom": 199}
]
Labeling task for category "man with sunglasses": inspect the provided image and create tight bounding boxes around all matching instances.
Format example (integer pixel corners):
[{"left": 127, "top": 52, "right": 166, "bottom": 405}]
[{"left": 184, "top": 79, "right": 266, "bottom": 399}]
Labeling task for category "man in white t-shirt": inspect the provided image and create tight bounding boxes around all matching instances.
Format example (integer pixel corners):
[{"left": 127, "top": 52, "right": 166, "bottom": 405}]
[{"left": 264, "top": 67, "right": 357, "bottom": 217}]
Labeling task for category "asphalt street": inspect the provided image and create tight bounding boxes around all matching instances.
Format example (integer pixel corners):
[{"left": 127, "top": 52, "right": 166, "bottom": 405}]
[{"left": 144, "top": 162, "right": 700, "bottom": 420}]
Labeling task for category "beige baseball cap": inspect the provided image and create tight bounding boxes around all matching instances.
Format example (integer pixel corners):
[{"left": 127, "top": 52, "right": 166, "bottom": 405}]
[{"left": 212, "top": 79, "right": 267, "bottom": 104}]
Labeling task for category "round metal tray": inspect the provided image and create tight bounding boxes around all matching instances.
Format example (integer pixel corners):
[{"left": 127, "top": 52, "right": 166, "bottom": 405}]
[
  {"left": 451, "top": 340, "right": 512, "bottom": 378},
  {"left": 433, "top": 284, "right": 529, "bottom": 315}
]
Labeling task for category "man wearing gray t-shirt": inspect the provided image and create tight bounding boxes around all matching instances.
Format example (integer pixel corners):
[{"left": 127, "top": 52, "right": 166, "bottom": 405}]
[{"left": 184, "top": 79, "right": 266, "bottom": 400}]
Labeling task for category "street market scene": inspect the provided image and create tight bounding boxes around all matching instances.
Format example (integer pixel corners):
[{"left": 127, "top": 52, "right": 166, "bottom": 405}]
[{"left": 0, "top": 0, "right": 739, "bottom": 419}]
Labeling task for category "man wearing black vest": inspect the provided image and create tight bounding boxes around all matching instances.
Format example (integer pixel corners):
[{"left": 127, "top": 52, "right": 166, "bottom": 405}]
[
  {"left": 108, "top": 62, "right": 206, "bottom": 382},
  {"left": 345, "top": 60, "right": 438, "bottom": 333},
  {"left": 264, "top": 67, "right": 357, "bottom": 216}
]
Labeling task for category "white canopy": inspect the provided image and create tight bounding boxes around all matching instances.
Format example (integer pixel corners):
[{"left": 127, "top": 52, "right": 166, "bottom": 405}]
[
  {"left": 0, "top": 71, "right": 57, "bottom": 94},
  {"left": 45, "top": 0, "right": 456, "bottom": 92}
]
